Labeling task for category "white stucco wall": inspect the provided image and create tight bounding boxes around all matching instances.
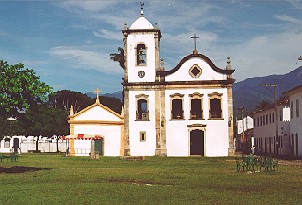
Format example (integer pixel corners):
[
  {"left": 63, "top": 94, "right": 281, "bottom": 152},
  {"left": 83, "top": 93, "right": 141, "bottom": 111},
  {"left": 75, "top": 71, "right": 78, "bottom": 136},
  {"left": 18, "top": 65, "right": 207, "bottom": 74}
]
[
  {"left": 253, "top": 105, "right": 290, "bottom": 156},
  {"left": 74, "top": 106, "right": 121, "bottom": 121},
  {"left": 289, "top": 91, "right": 302, "bottom": 157},
  {"left": 127, "top": 33, "right": 156, "bottom": 83},
  {"left": 128, "top": 90, "right": 156, "bottom": 156},
  {"left": 73, "top": 125, "right": 122, "bottom": 156},
  {"left": 165, "top": 88, "right": 229, "bottom": 156}
]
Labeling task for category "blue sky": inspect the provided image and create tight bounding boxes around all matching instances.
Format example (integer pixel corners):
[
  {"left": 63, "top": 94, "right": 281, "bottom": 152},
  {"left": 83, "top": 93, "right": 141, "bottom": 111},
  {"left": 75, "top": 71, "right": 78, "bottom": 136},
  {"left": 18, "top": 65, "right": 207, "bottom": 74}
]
[{"left": 0, "top": 0, "right": 301, "bottom": 94}]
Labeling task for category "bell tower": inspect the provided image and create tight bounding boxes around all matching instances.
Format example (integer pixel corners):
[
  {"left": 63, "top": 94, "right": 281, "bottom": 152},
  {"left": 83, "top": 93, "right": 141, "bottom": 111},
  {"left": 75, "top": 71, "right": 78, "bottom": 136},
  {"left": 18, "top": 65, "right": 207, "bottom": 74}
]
[{"left": 122, "top": 4, "right": 161, "bottom": 83}]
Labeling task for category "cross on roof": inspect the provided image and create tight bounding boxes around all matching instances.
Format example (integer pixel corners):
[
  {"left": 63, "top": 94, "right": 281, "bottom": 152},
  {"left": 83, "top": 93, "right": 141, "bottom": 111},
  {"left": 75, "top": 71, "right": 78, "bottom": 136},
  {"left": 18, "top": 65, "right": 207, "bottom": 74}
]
[
  {"left": 94, "top": 88, "right": 102, "bottom": 100},
  {"left": 191, "top": 34, "right": 199, "bottom": 52}
]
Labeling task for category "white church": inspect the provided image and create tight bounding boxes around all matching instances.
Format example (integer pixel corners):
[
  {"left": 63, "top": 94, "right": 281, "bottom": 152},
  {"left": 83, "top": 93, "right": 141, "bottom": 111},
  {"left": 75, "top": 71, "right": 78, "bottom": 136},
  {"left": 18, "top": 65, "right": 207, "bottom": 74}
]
[{"left": 67, "top": 6, "right": 235, "bottom": 157}]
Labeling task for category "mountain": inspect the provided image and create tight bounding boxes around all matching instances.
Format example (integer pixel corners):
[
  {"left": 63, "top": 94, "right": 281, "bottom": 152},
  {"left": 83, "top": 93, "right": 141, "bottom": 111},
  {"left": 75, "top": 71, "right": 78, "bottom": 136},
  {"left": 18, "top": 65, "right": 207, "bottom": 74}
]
[
  {"left": 233, "top": 66, "right": 302, "bottom": 112},
  {"left": 85, "top": 91, "right": 123, "bottom": 101}
]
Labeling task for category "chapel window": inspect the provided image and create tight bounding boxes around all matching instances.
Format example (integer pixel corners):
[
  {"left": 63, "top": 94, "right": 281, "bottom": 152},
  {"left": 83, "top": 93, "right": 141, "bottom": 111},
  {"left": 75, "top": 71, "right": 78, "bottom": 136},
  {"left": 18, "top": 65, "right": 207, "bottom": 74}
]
[
  {"left": 170, "top": 93, "right": 184, "bottom": 120},
  {"left": 296, "top": 99, "right": 299, "bottom": 118},
  {"left": 189, "top": 93, "right": 203, "bottom": 120},
  {"left": 136, "top": 44, "right": 146, "bottom": 66},
  {"left": 208, "top": 92, "right": 223, "bottom": 119},
  {"left": 136, "top": 94, "right": 149, "bottom": 121}
]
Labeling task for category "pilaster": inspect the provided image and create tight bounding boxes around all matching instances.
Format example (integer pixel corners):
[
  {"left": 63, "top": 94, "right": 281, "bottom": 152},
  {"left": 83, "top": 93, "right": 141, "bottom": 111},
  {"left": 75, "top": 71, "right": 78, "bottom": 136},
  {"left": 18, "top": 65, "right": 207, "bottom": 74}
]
[
  {"left": 123, "top": 89, "right": 131, "bottom": 156},
  {"left": 227, "top": 86, "right": 235, "bottom": 156},
  {"left": 155, "top": 87, "right": 167, "bottom": 156}
]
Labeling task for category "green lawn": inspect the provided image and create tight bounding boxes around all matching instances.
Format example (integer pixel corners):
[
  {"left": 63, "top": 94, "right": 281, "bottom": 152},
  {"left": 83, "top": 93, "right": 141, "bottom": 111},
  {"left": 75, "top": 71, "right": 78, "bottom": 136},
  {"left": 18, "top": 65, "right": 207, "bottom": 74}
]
[{"left": 0, "top": 154, "right": 301, "bottom": 204}]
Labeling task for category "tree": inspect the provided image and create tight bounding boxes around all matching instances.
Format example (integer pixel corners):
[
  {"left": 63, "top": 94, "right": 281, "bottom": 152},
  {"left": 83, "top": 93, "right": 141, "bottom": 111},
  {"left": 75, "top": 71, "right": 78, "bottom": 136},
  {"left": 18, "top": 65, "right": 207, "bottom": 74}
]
[
  {"left": 99, "top": 96, "right": 123, "bottom": 114},
  {"left": 48, "top": 90, "right": 94, "bottom": 113},
  {"left": 0, "top": 60, "right": 52, "bottom": 118},
  {"left": 19, "top": 105, "right": 69, "bottom": 152},
  {"left": 255, "top": 100, "right": 272, "bottom": 111},
  {"left": 110, "top": 47, "right": 124, "bottom": 69},
  {"left": 0, "top": 116, "right": 24, "bottom": 141}
]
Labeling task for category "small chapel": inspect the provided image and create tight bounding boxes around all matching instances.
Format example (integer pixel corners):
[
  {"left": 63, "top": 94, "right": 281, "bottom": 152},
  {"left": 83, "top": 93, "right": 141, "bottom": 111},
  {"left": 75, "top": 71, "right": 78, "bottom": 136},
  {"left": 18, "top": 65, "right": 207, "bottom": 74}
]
[{"left": 67, "top": 5, "right": 235, "bottom": 157}]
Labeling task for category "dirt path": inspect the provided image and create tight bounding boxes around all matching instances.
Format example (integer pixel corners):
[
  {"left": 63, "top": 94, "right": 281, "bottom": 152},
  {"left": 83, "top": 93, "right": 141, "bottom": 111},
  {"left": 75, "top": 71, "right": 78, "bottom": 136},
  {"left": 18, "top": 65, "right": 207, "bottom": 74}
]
[
  {"left": 0, "top": 166, "right": 51, "bottom": 174},
  {"left": 278, "top": 160, "right": 302, "bottom": 167}
]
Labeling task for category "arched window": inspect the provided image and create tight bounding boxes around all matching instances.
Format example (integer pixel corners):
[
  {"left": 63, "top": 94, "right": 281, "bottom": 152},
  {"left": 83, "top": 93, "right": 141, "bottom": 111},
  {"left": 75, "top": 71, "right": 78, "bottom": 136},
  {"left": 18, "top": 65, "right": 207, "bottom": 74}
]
[
  {"left": 296, "top": 99, "right": 299, "bottom": 117},
  {"left": 136, "top": 44, "right": 146, "bottom": 65},
  {"left": 136, "top": 94, "right": 149, "bottom": 120}
]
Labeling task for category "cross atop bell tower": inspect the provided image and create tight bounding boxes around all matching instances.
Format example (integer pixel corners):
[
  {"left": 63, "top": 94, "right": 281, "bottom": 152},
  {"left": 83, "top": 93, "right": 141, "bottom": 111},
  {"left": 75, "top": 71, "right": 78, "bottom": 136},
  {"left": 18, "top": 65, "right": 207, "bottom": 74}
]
[
  {"left": 140, "top": 2, "right": 144, "bottom": 16},
  {"left": 191, "top": 34, "right": 199, "bottom": 54}
]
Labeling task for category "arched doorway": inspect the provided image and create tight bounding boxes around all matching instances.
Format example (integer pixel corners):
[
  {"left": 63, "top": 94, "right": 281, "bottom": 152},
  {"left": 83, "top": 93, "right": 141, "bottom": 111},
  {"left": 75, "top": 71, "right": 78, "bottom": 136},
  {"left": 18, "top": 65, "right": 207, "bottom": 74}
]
[{"left": 190, "top": 129, "right": 204, "bottom": 156}]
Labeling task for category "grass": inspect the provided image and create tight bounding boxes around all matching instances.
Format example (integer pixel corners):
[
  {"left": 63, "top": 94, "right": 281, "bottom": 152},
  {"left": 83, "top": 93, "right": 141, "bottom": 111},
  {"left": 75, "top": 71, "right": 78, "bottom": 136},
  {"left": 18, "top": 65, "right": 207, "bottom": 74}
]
[{"left": 0, "top": 154, "right": 302, "bottom": 204}]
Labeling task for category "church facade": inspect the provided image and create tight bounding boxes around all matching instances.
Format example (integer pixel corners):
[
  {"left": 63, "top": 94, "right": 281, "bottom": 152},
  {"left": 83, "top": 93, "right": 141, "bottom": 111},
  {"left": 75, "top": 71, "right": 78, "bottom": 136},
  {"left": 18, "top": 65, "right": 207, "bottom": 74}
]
[{"left": 122, "top": 9, "right": 235, "bottom": 157}]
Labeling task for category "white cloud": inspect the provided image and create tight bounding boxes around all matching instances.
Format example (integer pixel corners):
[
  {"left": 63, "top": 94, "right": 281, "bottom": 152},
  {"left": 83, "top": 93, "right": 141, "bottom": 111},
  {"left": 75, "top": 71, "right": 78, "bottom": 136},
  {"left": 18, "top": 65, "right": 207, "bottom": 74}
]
[
  {"left": 93, "top": 29, "right": 121, "bottom": 41},
  {"left": 275, "top": 15, "right": 302, "bottom": 24},
  {"left": 50, "top": 46, "right": 122, "bottom": 74},
  {"left": 59, "top": 1, "right": 118, "bottom": 12}
]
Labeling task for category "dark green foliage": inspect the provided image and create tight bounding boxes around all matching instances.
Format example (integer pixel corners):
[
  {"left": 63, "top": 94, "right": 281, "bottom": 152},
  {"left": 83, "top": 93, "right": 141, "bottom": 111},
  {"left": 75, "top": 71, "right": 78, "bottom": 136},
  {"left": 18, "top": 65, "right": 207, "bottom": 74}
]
[
  {"left": 0, "top": 116, "right": 24, "bottom": 141},
  {"left": 99, "top": 95, "right": 123, "bottom": 114},
  {"left": 48, "top": 90, "right": 94, "bottom": 113},
  {"left": 19, "top": 106, "right": 69, "bottom": 151},
  {"left": 0, "top": 60, "right": 52, "bottom": 118}
]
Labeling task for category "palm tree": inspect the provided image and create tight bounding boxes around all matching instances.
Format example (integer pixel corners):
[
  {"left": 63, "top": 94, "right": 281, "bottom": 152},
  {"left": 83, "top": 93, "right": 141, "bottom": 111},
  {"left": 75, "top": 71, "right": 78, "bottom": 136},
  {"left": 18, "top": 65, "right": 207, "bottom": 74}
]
[{"left": 110, "top": 47, "right": 124, "bottom": 69}]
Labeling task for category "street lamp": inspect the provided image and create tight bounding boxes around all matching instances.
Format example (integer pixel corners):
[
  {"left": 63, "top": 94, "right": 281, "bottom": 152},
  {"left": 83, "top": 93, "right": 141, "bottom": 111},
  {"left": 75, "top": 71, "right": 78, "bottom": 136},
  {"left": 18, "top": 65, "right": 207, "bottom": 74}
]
[{"left": 259, "top": 84, "right": 279, "bottom": 156}]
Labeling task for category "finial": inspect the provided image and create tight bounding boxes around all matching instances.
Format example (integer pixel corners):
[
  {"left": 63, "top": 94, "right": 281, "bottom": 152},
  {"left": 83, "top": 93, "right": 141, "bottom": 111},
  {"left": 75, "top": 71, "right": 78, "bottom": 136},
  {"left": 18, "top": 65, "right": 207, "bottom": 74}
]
[
  {"left": 154, "top": 22, "right": 158, "bottom": 29},
  {"left": 226, "top": 56, "right": 232, "bottom": 70},
  {"left": 94, "top": 88, "right": 102, "bottom": 103},
  {"left": 124, "top": 22, "right": 128, "bottom": 30},
  {"left": 160, "top": 58, "right": 164, "bottom": 67},
  {"left": 70, "top": 105, "right": 74, "bottom": 116},
  {"left": 140, "top": 2, "right": 144, "bottom": 16},
  {"left": 191, "top": 34, "right": 199, "bottom": 54}
]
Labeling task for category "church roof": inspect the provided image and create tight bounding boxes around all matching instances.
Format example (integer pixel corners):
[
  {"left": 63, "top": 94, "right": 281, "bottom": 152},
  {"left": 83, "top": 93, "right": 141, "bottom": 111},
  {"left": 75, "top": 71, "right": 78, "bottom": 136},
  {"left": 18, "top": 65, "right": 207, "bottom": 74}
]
[
  {"left": 157, "top": 53, "right": 235, "bottom": 77},
  {"left": 130, "top": 16, "right": 154, "bottom": 29}
]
